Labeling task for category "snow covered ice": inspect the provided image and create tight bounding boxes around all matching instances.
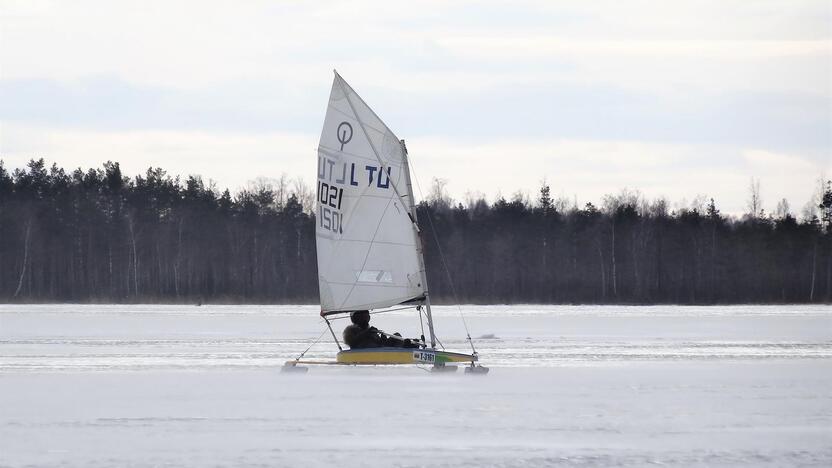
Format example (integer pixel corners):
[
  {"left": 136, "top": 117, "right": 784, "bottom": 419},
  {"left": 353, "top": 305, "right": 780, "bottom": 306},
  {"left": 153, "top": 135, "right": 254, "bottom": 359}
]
[{"left": 1, "top": 305, "right": 831, "bottom": 467}]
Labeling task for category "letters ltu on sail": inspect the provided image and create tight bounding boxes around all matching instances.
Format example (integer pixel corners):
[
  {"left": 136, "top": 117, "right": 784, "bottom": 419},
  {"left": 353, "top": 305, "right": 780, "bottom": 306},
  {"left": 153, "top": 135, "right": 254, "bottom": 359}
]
[{"left": 315, "top": 72, "right": 424, "bottom": 313}]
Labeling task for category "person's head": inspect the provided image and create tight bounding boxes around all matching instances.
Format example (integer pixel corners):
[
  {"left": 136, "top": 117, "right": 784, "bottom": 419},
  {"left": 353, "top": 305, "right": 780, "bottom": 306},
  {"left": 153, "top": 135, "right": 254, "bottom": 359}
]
[{"left": 350, "top": 310, "right": 370, "bottom": 327}]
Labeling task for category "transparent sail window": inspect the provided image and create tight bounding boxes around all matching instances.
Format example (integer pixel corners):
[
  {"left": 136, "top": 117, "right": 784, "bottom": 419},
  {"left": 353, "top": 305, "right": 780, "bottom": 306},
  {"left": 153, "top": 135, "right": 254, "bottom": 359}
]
[{"left": 355, "top": 270, "right": 394, "bottom": 284}]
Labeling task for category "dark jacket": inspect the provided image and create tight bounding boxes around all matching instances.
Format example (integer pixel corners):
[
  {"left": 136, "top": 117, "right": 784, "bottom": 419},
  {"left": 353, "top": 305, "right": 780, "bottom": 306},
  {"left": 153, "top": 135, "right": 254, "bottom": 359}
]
[{"left": 343, "top": 324, "right": 385, "bottom": 349}]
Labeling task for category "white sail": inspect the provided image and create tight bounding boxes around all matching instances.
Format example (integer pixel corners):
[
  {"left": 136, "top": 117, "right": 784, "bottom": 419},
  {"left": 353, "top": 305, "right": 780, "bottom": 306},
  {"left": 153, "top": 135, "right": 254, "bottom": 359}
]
[{"left": 315, "top": 72, "right": 425, "bottom": 313}]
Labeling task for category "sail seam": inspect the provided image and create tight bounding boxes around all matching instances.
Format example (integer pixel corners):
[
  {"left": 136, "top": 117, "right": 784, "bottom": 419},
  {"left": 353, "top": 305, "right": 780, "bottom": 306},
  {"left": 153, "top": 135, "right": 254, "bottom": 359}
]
[
  {"left": 315, "top": 238, "right": 416, "bottom": 247},
  {"left": 334, "top": 74, "right": 403, "bottom": 144},
  {"left": 332, "top": 73, "right": 415, "bottom": 311},
  {"left": 335, "top": 192, "right": 396, "bottom": 310},
  {"left": 318, "top": 146, "right": 385, "bottom": 164},
  {"left": 325, "top": 103, "right": 392, "bottom": 138}
]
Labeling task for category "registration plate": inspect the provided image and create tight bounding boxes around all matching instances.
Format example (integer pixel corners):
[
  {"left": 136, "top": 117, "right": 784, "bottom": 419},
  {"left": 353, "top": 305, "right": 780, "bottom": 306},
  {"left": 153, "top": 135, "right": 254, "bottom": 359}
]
[{"left": 412, "top": 351, "right": 436, "bottom": 363}]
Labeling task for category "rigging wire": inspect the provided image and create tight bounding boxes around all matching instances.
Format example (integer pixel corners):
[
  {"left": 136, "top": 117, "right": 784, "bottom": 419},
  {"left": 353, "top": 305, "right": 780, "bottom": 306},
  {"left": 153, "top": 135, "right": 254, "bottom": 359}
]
[
  {"left": 434, "top": 333, "right": 446, "bottom": 351},
  {"left": 292, "top": 327, "right": 329, "bottom": 362},
  {"left": 405, "top": 155, "right": 478, "bottom": 356}
]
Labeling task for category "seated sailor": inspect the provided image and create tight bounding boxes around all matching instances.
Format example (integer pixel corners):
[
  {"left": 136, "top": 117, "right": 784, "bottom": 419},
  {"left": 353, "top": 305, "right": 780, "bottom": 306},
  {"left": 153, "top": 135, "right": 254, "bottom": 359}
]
[{"left": 342, "top": 310, "right": 421, "bottom": 349}]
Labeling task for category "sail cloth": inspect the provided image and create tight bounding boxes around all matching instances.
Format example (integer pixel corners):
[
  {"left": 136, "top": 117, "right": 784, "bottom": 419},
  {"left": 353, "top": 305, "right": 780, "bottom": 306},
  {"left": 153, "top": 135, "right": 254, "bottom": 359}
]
[{"left": 315, "top": 72, "right": 425, "bottom": 313}]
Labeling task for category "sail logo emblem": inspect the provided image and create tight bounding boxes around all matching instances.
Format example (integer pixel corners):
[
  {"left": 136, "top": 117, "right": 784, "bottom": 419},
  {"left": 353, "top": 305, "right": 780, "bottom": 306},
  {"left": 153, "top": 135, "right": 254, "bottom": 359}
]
[{"left": 337, "top": 122, "right": 353, "bottom": 151}]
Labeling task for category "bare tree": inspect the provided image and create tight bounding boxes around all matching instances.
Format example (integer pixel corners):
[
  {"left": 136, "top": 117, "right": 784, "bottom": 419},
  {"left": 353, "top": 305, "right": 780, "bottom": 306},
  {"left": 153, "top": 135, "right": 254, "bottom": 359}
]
[
  {"left": 602, "top": 188, "right": 641, "bottom": 214},
  {"left": 13, "top": 220, "right": 31, "bottom": 298},
  {"left": 511, "top": 190, "right": 531, "bottom": 207},
  {"left": 689, "top": 194, "right": 708, "bottom": 214},
  {"left": 428, "top": 177, "right": 452, "bottom": 211},
  {"left": 127, "top": 213, "right": 139, "bottom": 297},
  {"left": 552, "top": 193, "right": 571, "bottom": 213},
  {"left": 274, "top": 174, "right": 290, "bottom": 208},
  {"left": 747, "top": 177, "right": 762, "bottom": 218},
  {"left": 463, "top": 190, "right": 485, "bottom": 210},
  {"left": 291, "top": 177, "right": 315, "bottom": 213},
  {"left": 775, "top": 198, "right": 791, "bottom": 219}
]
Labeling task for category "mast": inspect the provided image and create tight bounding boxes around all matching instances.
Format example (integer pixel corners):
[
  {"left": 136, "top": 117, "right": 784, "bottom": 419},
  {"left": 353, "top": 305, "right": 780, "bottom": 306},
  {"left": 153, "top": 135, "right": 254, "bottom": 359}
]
[{"left": 400, "top": 140, "right": 437, "bottom": 349}]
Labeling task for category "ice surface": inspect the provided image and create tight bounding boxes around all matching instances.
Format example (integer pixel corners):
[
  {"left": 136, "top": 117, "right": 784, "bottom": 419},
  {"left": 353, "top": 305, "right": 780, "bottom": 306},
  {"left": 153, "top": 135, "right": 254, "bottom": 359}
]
[{"left": 1, "top": 305, "right": 831, "bottom": 467}]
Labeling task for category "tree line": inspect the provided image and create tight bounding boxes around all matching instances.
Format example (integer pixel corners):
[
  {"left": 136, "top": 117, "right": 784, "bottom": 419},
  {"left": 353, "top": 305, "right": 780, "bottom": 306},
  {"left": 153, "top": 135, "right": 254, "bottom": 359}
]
[
  {"left": 1, "top": 159, "right": 830, "bottom": 304},
  {"left": 0, "top": 159, "right": 317, "bottom": 303},
  {"left": 421, "top": 180, "right": 831, "bottom": 304}
]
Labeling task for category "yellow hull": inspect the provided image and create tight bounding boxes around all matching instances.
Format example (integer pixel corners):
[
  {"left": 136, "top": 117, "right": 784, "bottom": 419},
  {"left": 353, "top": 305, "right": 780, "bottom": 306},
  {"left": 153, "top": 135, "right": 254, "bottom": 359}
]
[{"left": 336, "top": 348, "right": 477, "bottom": 365}]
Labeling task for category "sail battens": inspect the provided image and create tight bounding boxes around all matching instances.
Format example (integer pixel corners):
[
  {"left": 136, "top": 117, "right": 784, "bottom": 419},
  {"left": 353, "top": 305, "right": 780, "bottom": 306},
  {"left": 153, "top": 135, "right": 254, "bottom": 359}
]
[
  {"left": 315, "top": 72, "right": 425, "bottom": 313},
  {"left": 317, "top": 238, "right": 415, "bottom": 247},
  {"left": 322, "top": 193, "right": 406, "bottom": 202}
]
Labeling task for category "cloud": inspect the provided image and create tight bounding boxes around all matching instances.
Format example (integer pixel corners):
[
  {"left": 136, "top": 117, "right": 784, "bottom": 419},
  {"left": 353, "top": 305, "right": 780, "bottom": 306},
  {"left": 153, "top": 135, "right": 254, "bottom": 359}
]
[
  {"left": 3, "top": 76, "right": 829, "bottom": 153},
  {"left": 408, "top": 137, "right": 829, "bottom": 215},
  {"left": 2, "top": 1, "right": 829, "bottom": 95},
  {"left": 743, "top": 149, "right": 821, "bottom": 173},
  {"left": 2, "top": 123, "right": 827, "bottom": 216},
  {"left": 0, "top": 124, "right": 316, "bottom": 193},
  {"left": 0, "top": 0, "right": 829, "bottom": 217},
  {"left": 436, "top": 37, "right": 831, "bottom": 60}
]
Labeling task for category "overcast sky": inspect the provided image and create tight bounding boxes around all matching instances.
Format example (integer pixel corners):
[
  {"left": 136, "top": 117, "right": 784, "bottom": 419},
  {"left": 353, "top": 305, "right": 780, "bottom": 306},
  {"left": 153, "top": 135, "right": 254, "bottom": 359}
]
[{"left": 1, "top": 0, "right": 830, "bottom": 215}]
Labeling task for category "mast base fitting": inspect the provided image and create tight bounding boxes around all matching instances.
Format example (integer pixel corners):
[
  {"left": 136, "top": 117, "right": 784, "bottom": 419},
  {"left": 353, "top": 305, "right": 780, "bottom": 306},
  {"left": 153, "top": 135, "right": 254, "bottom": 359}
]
[
  {"left": 280, "top": 361, "right": 309, "bottom": 373},
  {"left": 465, "top": 364, "right": 489, "bottom": 375}
]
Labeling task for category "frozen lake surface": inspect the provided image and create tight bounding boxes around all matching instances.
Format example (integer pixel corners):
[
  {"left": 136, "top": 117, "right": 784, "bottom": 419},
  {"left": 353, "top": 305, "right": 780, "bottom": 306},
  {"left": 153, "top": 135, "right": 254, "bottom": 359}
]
[{"left": 1, "top": 304, "right": 831, "bottom": 467}]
